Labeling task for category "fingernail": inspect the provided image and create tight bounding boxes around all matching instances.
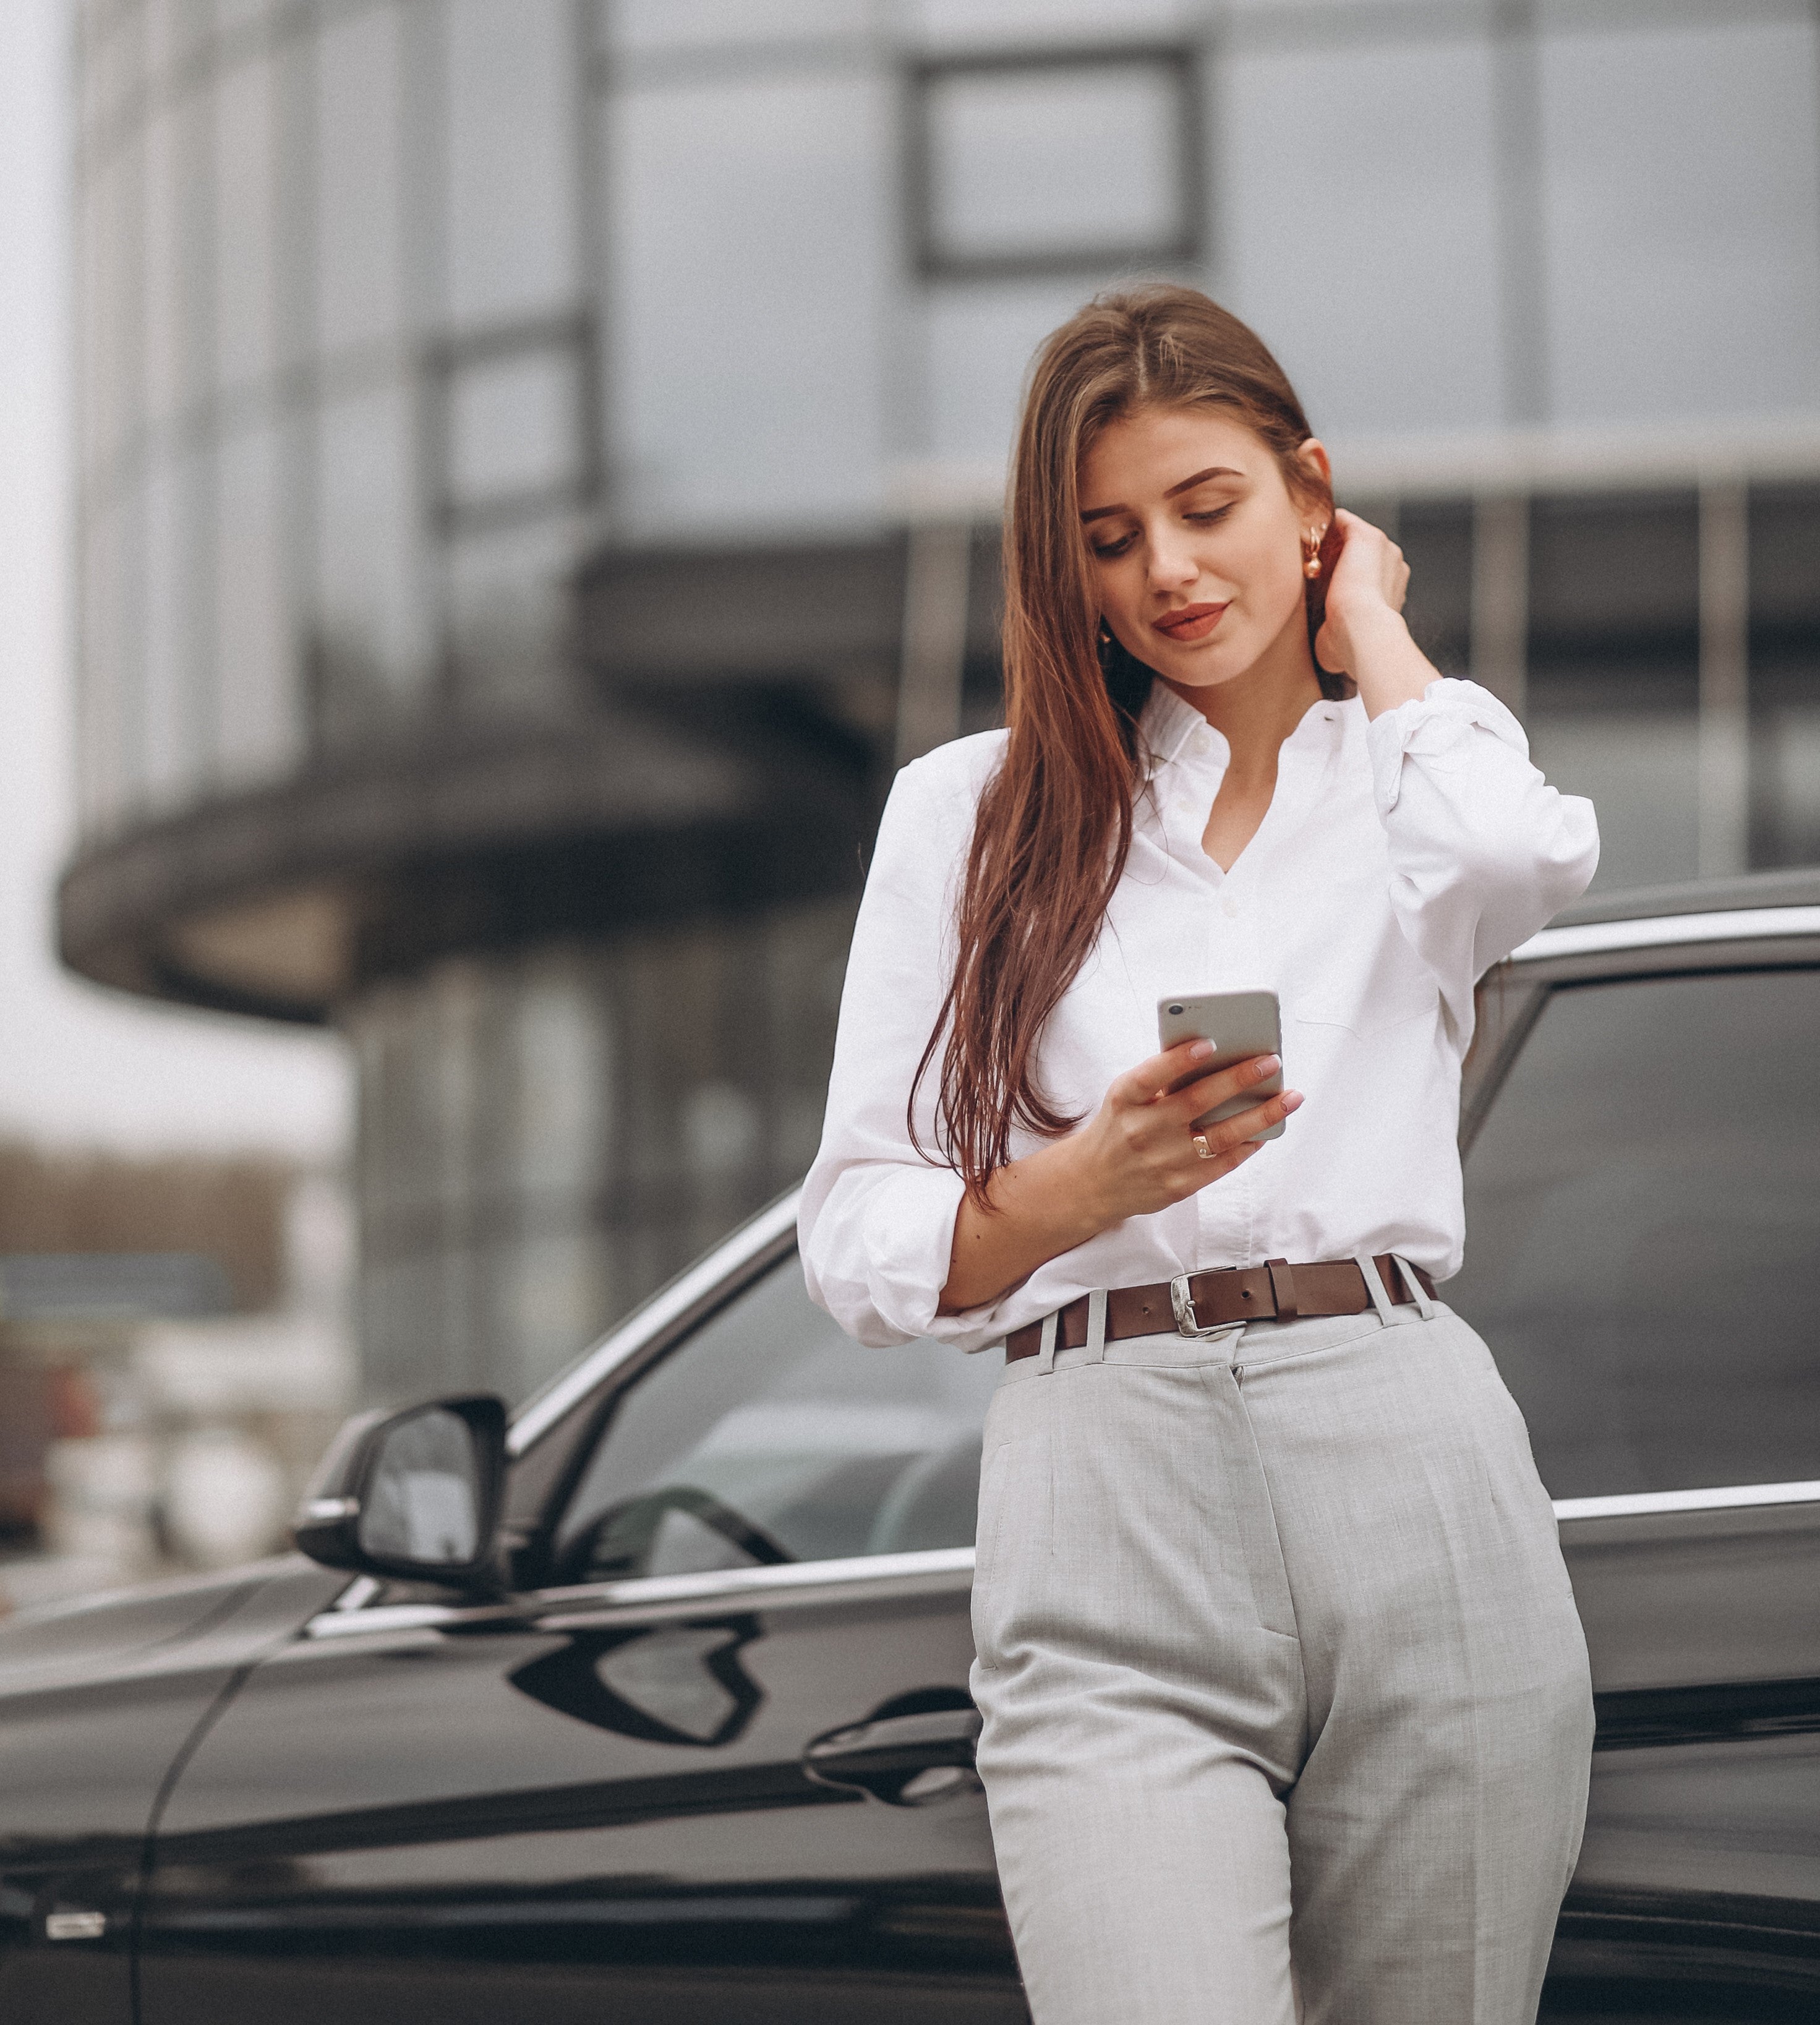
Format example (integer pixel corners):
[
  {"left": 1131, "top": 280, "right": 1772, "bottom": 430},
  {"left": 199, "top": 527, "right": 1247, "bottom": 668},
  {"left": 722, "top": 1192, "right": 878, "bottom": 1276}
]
[
  {"left": 1281, "top": 1090, "right": 1304, "bottom": 1113},
  {"left": 1254, "top": 1054, "right": 1280, "bottom": 1076},
  {"left": 1189, "top": 1038, "right": 1214, "bottom": 1060}
]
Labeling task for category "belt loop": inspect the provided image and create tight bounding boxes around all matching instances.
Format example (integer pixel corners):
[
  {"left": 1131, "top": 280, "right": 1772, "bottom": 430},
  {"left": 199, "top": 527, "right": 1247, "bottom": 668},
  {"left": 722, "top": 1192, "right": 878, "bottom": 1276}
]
[
  {"left": 1083, "top": 1287, "right": 1109, "bottom": 1365},
  {"left": 1392, "top": 1254, "right": 1438, "bottom": 1320},
  {"left": 1355, "top": 1251, "right": 1400, "bottom": 1329},
  {"left": 1265, "top": 1258, "right": 1298, "bottom": 1322},
  {"left": 1035, "top": 1308, "right": 1059, "bottom": 1375}
]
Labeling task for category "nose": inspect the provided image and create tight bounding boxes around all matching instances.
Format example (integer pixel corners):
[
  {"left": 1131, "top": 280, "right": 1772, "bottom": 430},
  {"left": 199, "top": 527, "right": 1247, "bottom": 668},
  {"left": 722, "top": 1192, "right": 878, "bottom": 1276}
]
[{"left": 1147, "top": 528, "right": 1198, "bottom": 594}]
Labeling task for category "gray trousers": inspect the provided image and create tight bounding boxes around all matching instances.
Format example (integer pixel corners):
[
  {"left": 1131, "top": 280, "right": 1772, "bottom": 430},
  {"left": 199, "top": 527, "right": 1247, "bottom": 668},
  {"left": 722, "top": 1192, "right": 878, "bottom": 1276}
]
[{"left": 970, "top": 1293, "right": 1594, "bottom": 2025}]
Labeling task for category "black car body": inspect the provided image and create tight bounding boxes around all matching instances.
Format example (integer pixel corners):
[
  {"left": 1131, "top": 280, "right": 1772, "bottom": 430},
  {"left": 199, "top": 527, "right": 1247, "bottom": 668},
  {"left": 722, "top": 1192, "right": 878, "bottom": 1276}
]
[{"left": 4, "top": 872, "right": 1819, "bottom": 2023}]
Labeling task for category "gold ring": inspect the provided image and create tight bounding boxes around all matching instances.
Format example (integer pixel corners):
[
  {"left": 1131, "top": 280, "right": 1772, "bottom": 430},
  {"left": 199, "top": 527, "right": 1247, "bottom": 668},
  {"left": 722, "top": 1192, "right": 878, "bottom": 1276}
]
[{"left": 1192, "top": 1132, "right": 1213, "bottom": 1160}]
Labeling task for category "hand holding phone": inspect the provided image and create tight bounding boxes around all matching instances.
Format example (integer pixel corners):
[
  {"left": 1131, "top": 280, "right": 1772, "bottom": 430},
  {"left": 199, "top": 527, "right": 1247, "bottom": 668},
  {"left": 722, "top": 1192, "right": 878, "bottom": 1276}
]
[{"left": 1157, "top": 990, "right": 1286, "bottom": 1142}]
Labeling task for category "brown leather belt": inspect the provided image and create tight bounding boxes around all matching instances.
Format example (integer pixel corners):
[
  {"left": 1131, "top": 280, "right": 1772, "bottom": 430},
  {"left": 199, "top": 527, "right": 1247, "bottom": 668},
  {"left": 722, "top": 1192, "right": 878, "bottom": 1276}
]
[{"left": 1005, "top": 1254, "right": 1437, "bottom": 1362}]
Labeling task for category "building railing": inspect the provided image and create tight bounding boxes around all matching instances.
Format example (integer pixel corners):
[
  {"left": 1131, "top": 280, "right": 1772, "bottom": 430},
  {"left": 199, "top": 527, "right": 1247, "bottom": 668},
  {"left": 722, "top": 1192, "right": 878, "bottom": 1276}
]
[{"left": 885, "top": 416, "right": 1820, "bottom": 881}]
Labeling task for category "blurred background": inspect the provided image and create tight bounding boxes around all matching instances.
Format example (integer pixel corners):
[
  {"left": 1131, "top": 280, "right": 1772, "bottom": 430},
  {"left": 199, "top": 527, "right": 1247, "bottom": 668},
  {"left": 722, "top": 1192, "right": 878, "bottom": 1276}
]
[{"left": 3, "top": 0, "right": 1818, "bottom": 1603}]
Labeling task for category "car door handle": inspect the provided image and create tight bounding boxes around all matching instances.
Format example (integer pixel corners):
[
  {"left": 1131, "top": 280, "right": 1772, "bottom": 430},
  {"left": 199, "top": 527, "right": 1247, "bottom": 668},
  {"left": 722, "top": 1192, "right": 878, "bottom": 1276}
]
[{"left": 801, "top": 1706, "right": 983, "bottom": 1807}]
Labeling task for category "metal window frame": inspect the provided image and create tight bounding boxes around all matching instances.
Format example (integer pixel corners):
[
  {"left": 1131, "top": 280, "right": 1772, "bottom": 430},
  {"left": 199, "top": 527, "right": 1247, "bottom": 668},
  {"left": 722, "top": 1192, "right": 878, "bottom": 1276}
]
[
  {"left": 422, "top": 310, "right": 602, "bottom": 535},
  {"left": 904, "top": 40, "right": 1207, "bottom": 285},
  {"left": 312, "top": 1471, "right": 1820, "bottom": 1640}
]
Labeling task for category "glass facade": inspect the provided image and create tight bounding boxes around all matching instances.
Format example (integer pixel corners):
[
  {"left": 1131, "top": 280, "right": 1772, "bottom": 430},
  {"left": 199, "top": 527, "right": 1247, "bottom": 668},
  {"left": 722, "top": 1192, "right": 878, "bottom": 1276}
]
[
  {"left": 73, "top": 0, "right": 597, "bottom": 834},
  {"left": 67, "top": 0, "right": 1820, "bottom": 1402},
  {"left": 346, "top": 902, "right": 853, "bottom": 1408}
]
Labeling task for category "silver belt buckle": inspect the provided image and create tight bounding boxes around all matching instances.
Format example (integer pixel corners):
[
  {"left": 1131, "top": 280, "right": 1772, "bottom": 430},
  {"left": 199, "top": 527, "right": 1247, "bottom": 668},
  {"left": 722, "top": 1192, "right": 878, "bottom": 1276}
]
[{"left": 1170, "top": 1273, "right": 1226, "bottom": 1338}]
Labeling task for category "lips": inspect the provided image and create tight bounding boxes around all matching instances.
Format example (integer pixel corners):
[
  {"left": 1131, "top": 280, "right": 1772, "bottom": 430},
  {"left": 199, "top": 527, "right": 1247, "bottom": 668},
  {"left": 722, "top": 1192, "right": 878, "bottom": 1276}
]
[{"left": 1151, "top": 601, "right": 1229, "bottom": 643}]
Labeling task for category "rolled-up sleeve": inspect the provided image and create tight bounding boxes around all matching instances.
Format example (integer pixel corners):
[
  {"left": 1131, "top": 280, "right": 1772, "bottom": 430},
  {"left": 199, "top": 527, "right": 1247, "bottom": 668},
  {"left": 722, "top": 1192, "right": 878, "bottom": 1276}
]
[
  {"left": 1366, "top": 678, "right": 1599, "bottom": 1035},
  {"left": 798, "top": 742, "right": 994, "bottom": 1348}
]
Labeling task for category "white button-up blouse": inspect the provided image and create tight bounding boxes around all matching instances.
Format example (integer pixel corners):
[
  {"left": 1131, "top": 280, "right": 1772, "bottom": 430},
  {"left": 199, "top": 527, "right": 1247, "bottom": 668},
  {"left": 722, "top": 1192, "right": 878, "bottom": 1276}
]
[{"left": 800, "top": 678, "right": 1599, "bottom": 1353}]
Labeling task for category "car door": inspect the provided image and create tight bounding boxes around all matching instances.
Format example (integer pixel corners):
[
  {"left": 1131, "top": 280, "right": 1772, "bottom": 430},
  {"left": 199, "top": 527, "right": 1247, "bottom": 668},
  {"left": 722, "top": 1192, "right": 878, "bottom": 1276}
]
[
  {"left": 0, "top": 1562, "right": 344, "bottom": 2025},
  {"left": 1455, "top": 946, "right": 1820, "bottom": 2011},
  {"left": 136, "top": 1217, "right": 1025, "bottom": 2025}
]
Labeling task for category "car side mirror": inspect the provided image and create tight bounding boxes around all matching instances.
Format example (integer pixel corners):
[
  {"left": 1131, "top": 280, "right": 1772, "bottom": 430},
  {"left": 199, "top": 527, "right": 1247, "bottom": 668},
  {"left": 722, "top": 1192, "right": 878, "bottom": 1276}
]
[{"left": 293, "top": 1395, "right": 508, "bottom": 1588}]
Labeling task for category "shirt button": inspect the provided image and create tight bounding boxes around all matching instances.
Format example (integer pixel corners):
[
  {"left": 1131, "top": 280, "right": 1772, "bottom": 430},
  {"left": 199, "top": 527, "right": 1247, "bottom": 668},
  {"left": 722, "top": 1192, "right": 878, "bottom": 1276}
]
[
  {"left": 1192, "top": 728, "right": 1213, "bottom": 753},
  {"left": 1222, "top": 895, "right": 1240, "bottom": 918}
]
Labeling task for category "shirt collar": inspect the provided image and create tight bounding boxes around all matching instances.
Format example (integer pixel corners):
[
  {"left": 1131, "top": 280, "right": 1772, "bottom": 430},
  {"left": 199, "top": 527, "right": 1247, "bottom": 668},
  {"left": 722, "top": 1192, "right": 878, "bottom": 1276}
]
[
  {"left": 1136, "top": 682, "right": 1217, "bottom": 773},
  {"left": 1136, "top": 681, "right": 1348, "bottom": 775}
]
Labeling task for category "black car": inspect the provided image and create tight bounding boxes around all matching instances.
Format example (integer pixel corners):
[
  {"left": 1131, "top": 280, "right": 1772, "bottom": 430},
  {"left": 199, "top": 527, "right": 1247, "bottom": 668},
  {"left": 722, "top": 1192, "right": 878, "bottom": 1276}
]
[{"left": 4, "top": 871, "right": 1819, "bottom": 2025}]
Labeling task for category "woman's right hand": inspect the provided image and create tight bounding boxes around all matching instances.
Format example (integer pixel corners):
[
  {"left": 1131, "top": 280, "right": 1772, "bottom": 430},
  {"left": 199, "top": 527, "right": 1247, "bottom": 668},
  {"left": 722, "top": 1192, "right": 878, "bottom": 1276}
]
[
  {"left": 1062, "top": 1040, "right": 1303, "bottom": 1227},
  {"left": 938, "top": 1040, "right": 1302, "bottom": 1314}
]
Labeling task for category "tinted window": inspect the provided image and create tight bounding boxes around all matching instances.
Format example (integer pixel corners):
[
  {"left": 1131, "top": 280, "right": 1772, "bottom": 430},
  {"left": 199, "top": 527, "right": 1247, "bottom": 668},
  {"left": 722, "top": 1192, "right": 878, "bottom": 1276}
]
[
  {"left": 553, "top": 1260, "right": 999, "bottom": 1585},
  {"left": 1455, "top": 967, "right": 1820, "bottom": 1497}
]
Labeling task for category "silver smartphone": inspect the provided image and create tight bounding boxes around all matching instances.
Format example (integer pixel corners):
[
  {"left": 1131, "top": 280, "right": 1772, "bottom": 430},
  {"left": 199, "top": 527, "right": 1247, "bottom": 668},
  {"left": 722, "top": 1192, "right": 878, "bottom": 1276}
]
[{"left": 1156, "top": 989, "right": 1285, "bottom": 1142}]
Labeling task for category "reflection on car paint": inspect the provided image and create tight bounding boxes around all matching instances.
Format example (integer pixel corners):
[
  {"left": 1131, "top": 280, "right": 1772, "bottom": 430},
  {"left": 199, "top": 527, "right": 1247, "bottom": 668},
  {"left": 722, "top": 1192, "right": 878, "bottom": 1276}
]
[{"left": 508, "top": 1619, "right": 766, "bottom": 1748}]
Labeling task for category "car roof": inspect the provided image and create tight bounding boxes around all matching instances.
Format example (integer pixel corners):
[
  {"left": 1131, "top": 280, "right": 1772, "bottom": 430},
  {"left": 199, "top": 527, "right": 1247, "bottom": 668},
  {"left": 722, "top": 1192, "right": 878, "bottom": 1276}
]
[
  {"left": 1547, "top": 863, "right": 1820, "bottom": 930},
  {"left": 1515, "top": 868, "right": 1820, "bottom": 967}
]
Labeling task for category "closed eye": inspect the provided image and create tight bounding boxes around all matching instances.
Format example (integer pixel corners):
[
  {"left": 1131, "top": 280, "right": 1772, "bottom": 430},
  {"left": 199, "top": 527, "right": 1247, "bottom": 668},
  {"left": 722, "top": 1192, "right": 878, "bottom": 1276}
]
[{"left": 1091, "top": 503, "right": 1236, "bottom": 559}]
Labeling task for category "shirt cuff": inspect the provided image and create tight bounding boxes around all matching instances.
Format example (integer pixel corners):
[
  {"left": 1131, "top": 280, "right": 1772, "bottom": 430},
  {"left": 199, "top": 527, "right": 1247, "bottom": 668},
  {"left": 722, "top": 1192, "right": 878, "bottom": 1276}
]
[
  {"left": 1365, "top": 677, "right": 1527, "bottom": 816},
  {"left": 855, "top": 1161, "right": 972, "bottom": 1345}
]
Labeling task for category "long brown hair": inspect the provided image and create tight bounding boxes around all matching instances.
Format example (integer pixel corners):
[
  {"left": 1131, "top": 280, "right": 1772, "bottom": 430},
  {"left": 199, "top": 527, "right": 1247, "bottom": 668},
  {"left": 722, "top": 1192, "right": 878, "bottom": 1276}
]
[{"left": 914, "top": 284, "right": 1342, "bottom": 1199}]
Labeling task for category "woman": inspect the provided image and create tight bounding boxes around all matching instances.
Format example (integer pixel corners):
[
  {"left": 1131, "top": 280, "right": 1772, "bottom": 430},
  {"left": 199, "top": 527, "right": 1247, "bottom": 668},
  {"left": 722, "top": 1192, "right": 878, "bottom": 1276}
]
[{"left": 800, "top": 286, "right": 1598, "bottom": 2024}]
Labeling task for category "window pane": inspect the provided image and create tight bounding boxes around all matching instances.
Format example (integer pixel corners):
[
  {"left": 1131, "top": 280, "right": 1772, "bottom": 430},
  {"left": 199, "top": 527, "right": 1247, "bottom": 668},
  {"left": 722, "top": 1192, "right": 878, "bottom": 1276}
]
[
  {"left": 443, "top": 0, "right": 577, "bottom": 328},
  {"left": 923, "top": 59, "right": 1188, "bottom": 268},
  {"left": 1524, "top": 492, "right": 1701, "bottom": 891},
  {"left": 1539, "top": 19, "right": 1820, "bottom": 422},
  {"left": 1751, "top": 679, "right": 1820, "bottom": 871},
  {"left": 609, "top": 0, "right": 873, "bottom": 52},
  {"left": 555, "top": 1259, "right": 1000, "bottom": 1583},
  {"left": 82, "top": 133, "right": 145, "bottom": 472},
  {"left": 213, "top": 48, "right": 279, "bottom": 393},
  {"left": 144, "top": 443, "right": 210, "bottom": 809},
  {"left": 1224, "top": 38, "right": 1502, "bottom": 434},
  {"left": 912, "top": 0, "right": 1190, "bottom": 35},
  {"left": 147, "top": 0, "right": 213, "bottom": 85},
  {"left": 215, "top": 0, "right": 275, "bottom": 36},
  {"left": 446, "top": 517, "right": 572, "bottom": 711},
  {"left": 443, "top": 343, "right": 583, "bottom": 514},
  {"left": 144, "top": 93, "right": 211, "bottom": 427},
  {"left": 314, "top": 4, "right": 405, "bottom": 356},
  {"left": 924, "top": 276, "right": 1100, "bottom": 464},
  {"left": 1748, "top": 485, "right": 1820, "bottom": 871},
  {"left": 607, "top": 71, "right": 889, "bottom": 532},
  {"left": 1526, "top": 701, "right": 1699, "bottom": 891},
  {"left": 143, "top": 102, "right": 188, "bottom": 430},
  {"left": 92, "top": 0, "right": 146, "bottom": 131},
  {"left": 313, "top": 379, "right": 429, "bottom": 717},
  {"left": 79, "top": 489, "right": 142, "bottom": 828},
  {"left": 1454, "top": 969, "right": 1820, "bottom": 1498},
  {"left": 215, "top": 413, "right": 299, "bottom": 786}
]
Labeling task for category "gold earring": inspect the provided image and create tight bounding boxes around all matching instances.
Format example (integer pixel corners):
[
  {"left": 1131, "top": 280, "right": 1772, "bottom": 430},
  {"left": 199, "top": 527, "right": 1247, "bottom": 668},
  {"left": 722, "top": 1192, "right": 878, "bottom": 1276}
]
[{"left": 1302, "top": 532, "right": 1323, "bottom": 580}]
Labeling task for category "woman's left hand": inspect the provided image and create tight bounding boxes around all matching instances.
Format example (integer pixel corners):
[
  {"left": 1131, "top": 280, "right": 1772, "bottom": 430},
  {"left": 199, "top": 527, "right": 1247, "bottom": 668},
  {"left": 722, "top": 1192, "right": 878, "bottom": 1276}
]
[
  {"left": 1313, "top": 508, "right": 1408, "bottom": 674},
  {"left": 1314, "top": 508, "right": 1436, "bottom": 717}
]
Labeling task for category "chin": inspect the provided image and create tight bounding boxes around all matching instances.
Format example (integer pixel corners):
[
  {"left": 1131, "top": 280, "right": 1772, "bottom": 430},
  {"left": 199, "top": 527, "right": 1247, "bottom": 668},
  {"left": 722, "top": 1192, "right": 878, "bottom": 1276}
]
[{"left": 1153, "top": 640, "right": 1257, "bottom": 691}]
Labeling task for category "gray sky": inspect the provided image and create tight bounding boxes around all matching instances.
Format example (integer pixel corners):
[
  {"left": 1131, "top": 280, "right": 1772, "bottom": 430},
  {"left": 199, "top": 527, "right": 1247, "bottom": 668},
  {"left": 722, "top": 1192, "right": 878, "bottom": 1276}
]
[{"left": 0, "top": 0, "right": 349, "bottom": 1159}]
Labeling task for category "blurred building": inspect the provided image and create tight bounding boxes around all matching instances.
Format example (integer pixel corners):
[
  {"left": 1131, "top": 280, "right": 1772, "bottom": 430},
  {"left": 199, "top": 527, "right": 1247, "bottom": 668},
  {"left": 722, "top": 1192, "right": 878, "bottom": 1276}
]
[
  {"left": 0, "top": 1143, "right": 352, "bottom": 1611},
  {"left": 64, "top": 0, "right": 1820, "bottom": 1404}
]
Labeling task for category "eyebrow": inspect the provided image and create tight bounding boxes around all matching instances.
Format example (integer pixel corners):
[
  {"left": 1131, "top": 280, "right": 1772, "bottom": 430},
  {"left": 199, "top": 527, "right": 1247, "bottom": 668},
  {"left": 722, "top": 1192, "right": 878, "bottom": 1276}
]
[{"left": 1079, "top": 465, "right": 1244, "bottom": 523}]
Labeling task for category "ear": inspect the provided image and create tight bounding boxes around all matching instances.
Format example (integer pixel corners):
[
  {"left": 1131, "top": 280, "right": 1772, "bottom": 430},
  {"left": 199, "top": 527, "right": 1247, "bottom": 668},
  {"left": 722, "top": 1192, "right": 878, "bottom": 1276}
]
[{"left": 1295, "top": 437, "right": 1333, "bottom": 503}]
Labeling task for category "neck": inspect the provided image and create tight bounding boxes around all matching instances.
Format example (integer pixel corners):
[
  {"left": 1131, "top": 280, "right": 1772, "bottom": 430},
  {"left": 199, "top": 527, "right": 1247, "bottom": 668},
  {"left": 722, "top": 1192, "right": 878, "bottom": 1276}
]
[{"left": 1160, "top": 608, "right": 1325, "bottom": 780}]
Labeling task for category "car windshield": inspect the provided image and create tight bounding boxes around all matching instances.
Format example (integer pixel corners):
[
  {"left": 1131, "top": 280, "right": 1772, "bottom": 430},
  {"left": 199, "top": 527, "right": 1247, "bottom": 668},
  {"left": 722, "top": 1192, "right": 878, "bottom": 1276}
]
[{"left": 1454, "top": 964, "right": 1820, "bottom": 1499}]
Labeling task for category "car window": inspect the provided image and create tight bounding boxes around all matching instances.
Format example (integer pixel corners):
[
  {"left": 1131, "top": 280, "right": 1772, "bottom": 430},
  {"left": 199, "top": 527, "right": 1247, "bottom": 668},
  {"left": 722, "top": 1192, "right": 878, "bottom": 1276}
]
[
  {"left": 1453, "top": 966, "right": 1820, "bottom": 1499},
  {"left": 550, "top": 1258, "right": 1001, "bottom": 1586}
]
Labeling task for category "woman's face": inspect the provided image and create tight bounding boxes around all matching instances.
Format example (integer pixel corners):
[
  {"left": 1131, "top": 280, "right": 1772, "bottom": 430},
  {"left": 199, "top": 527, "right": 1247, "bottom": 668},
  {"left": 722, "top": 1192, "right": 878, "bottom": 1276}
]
[{"left": 1079, "top": 404, "right": 1325, "bottom": 698}]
